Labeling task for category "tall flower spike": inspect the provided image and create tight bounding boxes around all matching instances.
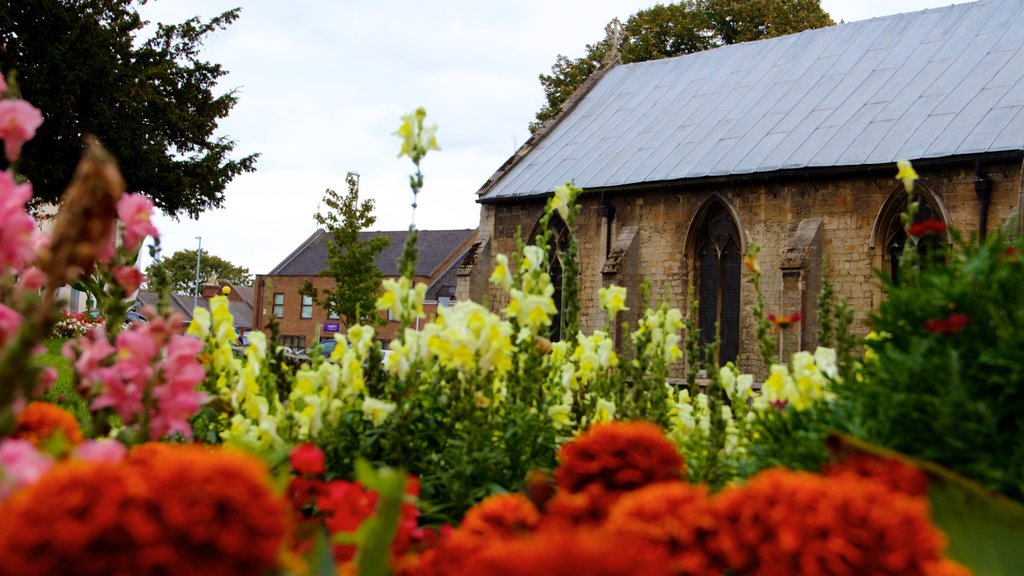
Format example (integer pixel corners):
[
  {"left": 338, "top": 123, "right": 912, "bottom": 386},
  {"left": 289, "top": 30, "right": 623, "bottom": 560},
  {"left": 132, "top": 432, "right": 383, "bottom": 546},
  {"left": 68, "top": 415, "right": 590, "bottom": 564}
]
[
  {"left": 395, "top": 107, "right": 440, "bottom": 163},
  {"left": 895, "top": 159, "right": 919, "bottom": 193},
  {"left": 35, "top": 137, "right": 124, "bottom": 291}
]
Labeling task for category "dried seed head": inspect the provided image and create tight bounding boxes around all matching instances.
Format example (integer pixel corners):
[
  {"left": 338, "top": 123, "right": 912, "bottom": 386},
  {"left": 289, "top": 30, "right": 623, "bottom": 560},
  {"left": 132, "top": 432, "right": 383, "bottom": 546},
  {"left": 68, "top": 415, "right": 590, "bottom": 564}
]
[{"left": 36, "top": 136, "right": 124, "bottom": 288}]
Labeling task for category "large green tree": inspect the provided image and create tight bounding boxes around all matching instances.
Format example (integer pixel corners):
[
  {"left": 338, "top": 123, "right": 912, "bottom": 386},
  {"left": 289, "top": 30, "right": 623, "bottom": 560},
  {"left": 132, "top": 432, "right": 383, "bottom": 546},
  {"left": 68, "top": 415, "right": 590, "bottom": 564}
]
[
  {"left": 145, "top": 249, "right": 252, "bottom": 294},
  {"left": 0, "top": 0, "right": 256, "bottom": 218},
  {"left": 301, "top": 174, "right": 390, "bottom": 327},
  {"left": 531, "top": 0, "right": 833, "bottom": 131}
]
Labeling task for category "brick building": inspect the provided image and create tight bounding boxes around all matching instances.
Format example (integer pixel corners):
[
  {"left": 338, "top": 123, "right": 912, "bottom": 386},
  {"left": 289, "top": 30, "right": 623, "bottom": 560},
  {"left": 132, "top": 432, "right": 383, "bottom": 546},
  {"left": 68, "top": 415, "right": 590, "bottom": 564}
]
[
  {"left": 459, "top": 0, "right": 1024, "bottom": 376},
  {"left": 254, "top": 229, "right": 477, "bottom": 351}
]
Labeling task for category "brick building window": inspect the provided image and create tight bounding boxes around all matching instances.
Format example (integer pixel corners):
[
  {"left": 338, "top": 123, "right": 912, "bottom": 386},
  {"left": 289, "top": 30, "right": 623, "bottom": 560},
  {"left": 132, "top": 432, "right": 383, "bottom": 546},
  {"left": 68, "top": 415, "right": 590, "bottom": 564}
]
[
  {"left": 272, "top": 293, "right": 285, "bottom": 318},
  {"left": 696, "top": 201, "right": 740, "bottom": 366},
  {"left": 300, "top": 295, "right": 313, "bottom": 319},
  {"left": 279, "top": 335, "right": 305, "bottom": 351}
]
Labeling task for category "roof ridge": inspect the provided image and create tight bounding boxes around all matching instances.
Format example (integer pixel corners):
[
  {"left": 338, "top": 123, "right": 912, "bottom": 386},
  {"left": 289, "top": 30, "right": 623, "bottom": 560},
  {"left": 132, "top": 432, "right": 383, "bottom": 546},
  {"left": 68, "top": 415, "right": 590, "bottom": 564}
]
[
  {"left": 475, "top": 57, "right": 622, "bottom": 199},
  {"left": 269, "top": 229, "right": 325, "bottom": 275}
]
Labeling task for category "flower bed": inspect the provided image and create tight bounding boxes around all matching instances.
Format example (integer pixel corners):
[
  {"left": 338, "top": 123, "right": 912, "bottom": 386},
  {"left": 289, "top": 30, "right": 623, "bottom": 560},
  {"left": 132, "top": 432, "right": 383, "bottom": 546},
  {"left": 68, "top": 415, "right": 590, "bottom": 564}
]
[{"left": 0, "top": 85, "right": 1020, "bottom": 574}]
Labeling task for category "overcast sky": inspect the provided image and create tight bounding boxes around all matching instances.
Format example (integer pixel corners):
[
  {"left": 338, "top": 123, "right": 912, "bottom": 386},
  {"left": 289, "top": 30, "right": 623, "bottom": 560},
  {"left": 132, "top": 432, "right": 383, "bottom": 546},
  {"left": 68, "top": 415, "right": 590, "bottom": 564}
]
[{"left": 136, "top": 0, "right": 964, "bottom": 277}]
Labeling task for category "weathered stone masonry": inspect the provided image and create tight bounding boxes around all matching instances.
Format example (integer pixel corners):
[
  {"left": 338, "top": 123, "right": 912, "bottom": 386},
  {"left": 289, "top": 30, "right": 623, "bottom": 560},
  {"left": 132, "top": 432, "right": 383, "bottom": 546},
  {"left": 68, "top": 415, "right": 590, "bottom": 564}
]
[{"left": 462, "top": 159, "right": 1022, "bottom": 377}]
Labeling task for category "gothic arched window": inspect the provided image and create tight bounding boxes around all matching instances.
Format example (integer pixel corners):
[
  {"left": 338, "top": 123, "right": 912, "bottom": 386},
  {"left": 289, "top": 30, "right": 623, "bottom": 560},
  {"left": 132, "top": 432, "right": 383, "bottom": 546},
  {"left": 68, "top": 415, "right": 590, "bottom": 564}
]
[
  {"left": 533, "top": 215, "right": 569, "bottom": 341},
  {"left": 881, "top": 195, "right": 947, "bottom": 285},
  {"left": 695, "top": 202, "right": 741, "bottom": 365}
]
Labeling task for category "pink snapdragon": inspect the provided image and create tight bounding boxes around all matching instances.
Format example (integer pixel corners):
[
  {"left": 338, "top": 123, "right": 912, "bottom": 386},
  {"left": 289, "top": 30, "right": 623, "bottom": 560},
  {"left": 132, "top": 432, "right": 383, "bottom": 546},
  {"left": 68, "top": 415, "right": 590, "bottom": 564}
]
[
  {"left": 0, "top": 98, "right": 43, "bottom": 162},
  {"left": 65, "top": 326, "right": 116, "bottom": 383},
  {"left": 149, "top": 334, "right": 207, "bottom": 438},
  {"left": 68, "top": 314, "right": 207, "bottom": 439},
  {"left": 0, "top": 170, "right": 37, "bottom": 273},
  {"left": 74, "top": 439, "right": 127, "bottom": 464},
  {"left": 16, "top": 266, "right": 46, "bottom": 292},
  {"left": 113, "top": 265, "right": 145, "bottom": 295},
  {"left": 117, "top": 193, "right": 159, "bottom": 252},
  {"left": 0, "top": 303, "right": 23, "bottom": 349},
  {"left": 0, "top": 439, "right": 54, "bottom": 501}
]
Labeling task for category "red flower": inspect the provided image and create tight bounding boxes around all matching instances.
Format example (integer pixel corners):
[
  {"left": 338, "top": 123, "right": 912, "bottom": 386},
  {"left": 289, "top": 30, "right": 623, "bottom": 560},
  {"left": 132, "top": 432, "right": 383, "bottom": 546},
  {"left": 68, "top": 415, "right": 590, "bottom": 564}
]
[
  {"left": 924, "top": 313, "right": 971, "bottom": 335},
  {"left": 315, "top": 476, "right": 422, "bottom": 562},
  {"left": 287, "top": 476, "right": 327, "bottom": 513},
  {"left": 908, "top": 218, "right": 947, "bottom": 237},
  {"left": 768, "top": 311, "right": 802, "bottom": 328},
  {"left": 290, "top": 443, "right": 325, "bottom": 475}
]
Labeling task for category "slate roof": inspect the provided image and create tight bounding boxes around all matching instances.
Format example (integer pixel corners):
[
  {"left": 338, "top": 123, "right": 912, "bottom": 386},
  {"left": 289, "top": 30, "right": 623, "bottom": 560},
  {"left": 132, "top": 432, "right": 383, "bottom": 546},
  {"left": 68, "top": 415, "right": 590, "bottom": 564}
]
[
  {"left": 135, "top": 288, "right": 254, "bottom": 330},
  {"left": 479, "top": 0, "right": 1024, "bottom": 203},
  {"left": 268, "top": 229, "right": 478, "bottom": 278}
]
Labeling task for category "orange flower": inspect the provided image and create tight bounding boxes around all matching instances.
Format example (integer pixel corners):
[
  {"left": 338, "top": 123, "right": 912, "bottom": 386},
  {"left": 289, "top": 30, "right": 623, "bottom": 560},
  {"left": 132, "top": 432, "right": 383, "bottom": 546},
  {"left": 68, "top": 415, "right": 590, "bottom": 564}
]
[
  {"left": 13, "top": 401, "right": 83, "bottom": 447},
  {"left": 460, "top": 493, "right": 541, "bottom": 539},
  {"left": 464, "top": 528, "right": 673, "bottom": 576},
  {"left": 768, "top": 311, "right": 802, "bottom": 328},
  {"left": 555, "top": 421, "right": 685, "bottom": 496},
  {"left": 709, "top": 468, "right": 956, "bottom": 576},
  {"left": 542, "top": 485, "right": 619, "bottom": 528},
  {"left": 823, "top": 453, "right": 929, "bottom": 497},
  {"left": 0, "top": 461, "right": 149, "bottom": 575},
  {"left": 413, "top": 494, "right": 540, "bottom": 576},
  {"left": 605, "top": 481, "right": 721, "bottom": 576},
  {"left": 0, "top": 443, "right": 288, "bottom": 575},
  {"left": 125, "top": 444, "right": 288, "bottom": 576}
]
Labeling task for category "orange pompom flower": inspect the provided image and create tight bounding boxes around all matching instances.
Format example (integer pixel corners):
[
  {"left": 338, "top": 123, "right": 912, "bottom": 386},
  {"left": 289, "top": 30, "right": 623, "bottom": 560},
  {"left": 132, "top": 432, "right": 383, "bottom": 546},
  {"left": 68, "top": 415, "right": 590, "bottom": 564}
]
[
  {"left": 605, "top": 481, "right": 721, "bottom": 576},
  {"left": 823, "top": 453, "right": 929, "bottom": 497},
  {"left": 0, "top": 461, "right": 149, "bottom": 575},
  {"left": 124, "top": 444, "right": 289, "bottom": 576},
  {"left": 413, "top": 494, "right": 540, "bottom": 576},
  {"left": 464, "top": 528, "right": 674, "bottom": 576},
  {"left": 709, "top": 468, "right": 959, "bottom": 576},
  {"left": 460, "top": 493, "right": 541, "bottom": 539},
  {"left": 2, "top": 443, "right": 289, "bottom": 576},
  {"left": 543, "top": 484, "right": 619, "bottom": 527},
  {"left": 555, "top": 421, "right": 685, "bottom": 495},
  {"left": 13, "top": 401, "right": 83, "bottom": 447}
]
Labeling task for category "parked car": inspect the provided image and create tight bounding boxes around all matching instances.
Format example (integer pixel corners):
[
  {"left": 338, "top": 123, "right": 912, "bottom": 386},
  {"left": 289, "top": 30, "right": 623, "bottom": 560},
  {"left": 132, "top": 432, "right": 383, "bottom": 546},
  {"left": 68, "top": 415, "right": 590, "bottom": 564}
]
[{"left": 291, "top": 340, "right": 392, "bottom": 366}]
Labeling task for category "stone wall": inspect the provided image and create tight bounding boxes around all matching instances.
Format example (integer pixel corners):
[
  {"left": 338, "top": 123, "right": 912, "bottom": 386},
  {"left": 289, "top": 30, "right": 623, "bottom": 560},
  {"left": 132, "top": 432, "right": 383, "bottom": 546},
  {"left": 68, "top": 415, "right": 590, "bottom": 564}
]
[{"left": 473, "top": 159, "right": 1022, "bottom": 376}]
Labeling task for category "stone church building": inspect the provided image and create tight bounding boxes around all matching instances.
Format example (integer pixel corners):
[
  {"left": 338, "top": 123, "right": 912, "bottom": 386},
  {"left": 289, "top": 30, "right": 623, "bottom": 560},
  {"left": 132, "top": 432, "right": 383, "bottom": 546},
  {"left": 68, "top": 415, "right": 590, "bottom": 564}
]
[{"left": 459, "top": 0, "right": 1024, "bottom": 375}]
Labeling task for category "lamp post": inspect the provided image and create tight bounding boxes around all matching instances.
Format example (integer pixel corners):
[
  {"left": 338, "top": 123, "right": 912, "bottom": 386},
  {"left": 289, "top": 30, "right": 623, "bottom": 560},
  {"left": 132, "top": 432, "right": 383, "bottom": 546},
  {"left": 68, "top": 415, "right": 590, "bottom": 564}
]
[{"left": 193, "top": 236, "right": 202, "bottom": 309}]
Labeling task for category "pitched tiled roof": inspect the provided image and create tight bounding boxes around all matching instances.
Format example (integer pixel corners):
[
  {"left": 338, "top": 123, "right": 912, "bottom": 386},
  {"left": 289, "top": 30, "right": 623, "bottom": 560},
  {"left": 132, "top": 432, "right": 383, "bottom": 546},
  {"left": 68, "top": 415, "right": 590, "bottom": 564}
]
[
  {"left": 232, "top": 285, "right": 255, "bottom": 307},
  {"left": 268, "top": 229, "right": 478, "bottom": 278},
  {"left": 479, "top": 0, "right": 1024, "bottom": 202},
  {"left": 135, "top": 290, "right": 253, "bottom": 330}
]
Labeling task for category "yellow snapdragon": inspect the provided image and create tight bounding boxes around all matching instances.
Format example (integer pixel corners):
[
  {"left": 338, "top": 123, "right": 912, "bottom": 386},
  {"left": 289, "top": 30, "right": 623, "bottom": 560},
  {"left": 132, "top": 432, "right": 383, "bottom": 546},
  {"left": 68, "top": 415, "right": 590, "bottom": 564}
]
[
  {"left": 598, "top": 285, "right": 629, "bottom": 323},
  {"left": 376, "top": 276, "right": 427, "bottom": 323},
  {"left": 395, "top": 107, "right": 440, "bottom": 161},
  {"left": 490, "top": 254, "right": 514, "bottom": 290},
  {"left": 362, "top": 396, "right": 397, "bottom": 426}
]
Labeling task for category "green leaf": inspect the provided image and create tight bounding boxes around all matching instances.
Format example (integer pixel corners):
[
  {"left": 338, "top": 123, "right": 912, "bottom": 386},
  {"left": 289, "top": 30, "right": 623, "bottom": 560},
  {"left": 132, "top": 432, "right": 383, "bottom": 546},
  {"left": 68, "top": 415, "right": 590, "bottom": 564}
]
[
  {"left": 309, "top": 527, "right": 337, "bottom": 576},
  {"left": 353, "top": 459, "right": 406, "bottom": 576},
  {"left": 927, "top": 469, "right": 1024, "bottom": 574},
  {"left": 829, "top": 434, "right": 1024, "bottom": 574}
]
